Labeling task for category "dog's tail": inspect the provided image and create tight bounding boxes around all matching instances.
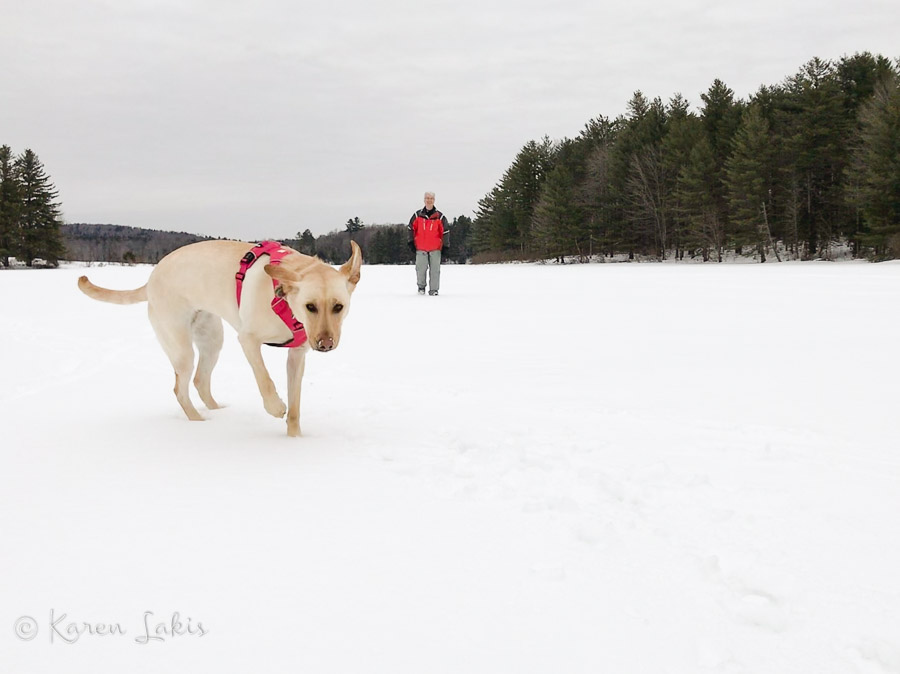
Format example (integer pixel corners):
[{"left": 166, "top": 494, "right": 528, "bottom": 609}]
[{"left": 78, "top": 276, "right": 148, "bottom": 305}]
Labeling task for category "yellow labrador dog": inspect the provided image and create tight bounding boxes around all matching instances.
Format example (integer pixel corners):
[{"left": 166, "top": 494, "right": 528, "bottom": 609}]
[{"left": 78, "top": 240, "right": 362, "bottom": 436}]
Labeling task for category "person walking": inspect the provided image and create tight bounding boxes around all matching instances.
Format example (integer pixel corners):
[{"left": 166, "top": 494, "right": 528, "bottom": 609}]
[{"left": 407, "top": 191, "right": 449, "bottom": 296}]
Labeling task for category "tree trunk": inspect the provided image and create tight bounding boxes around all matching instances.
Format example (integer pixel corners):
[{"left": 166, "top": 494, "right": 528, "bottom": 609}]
[{"left": 761, "top": 202, "right": 782, "bottom": 262}]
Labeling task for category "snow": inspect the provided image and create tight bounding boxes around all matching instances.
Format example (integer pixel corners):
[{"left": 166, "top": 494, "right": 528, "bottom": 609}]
[{"left": 2, "top": 259, "right": 900, "bottom": 673}]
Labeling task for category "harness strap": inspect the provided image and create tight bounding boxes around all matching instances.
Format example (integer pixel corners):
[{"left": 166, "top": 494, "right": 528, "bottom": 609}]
[{"left": 235, "top": 241, "right": 308, "bottom": 348}]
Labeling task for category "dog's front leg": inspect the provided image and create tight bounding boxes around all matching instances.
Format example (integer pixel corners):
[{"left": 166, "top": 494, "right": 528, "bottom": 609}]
[
  {"left": 286, "top": 347, "right": 307, "bottom": 437},
  {"left": 238, "top": 333, "right": 286, "bottom": 418}
]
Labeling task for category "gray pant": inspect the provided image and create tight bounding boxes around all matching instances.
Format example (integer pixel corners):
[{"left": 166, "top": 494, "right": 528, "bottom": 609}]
[{"left": 416, "top": 250, "right": 441, "bottom": 292}]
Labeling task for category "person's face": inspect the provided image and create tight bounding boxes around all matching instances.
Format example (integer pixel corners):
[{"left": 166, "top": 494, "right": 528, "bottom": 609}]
[{"left": 424, "top": 194, "right": 435, "bottom": 208}]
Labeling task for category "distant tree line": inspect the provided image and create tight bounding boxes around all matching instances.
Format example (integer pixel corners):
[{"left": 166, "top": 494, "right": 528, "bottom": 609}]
[
  {"left": 0, "top": 145, "right": 66, "bottom": 266},
  {"left": 60, "top": 216, "right": 472, "bottom": 267},
  {"left": 470, "top": 53, "right": 900, "bottom": 262},
  {"left": 63, "top": 223, "right": 211, "bottom": 264},
  {"left": 284, "top": 215, "right": 474, "bottom": 265}
]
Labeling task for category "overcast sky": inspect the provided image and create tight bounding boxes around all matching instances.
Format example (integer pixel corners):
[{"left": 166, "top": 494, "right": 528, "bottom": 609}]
[{"left": 2, "top": 0, "right": 897, "bottom": 240}]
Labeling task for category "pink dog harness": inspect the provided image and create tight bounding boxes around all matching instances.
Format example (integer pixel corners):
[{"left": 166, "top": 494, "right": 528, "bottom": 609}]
[{"left": 235, "top": 241, "right": 308, "bottom": 348}]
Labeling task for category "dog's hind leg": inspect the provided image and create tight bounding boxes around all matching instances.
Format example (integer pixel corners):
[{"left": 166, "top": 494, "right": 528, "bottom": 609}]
[
  {"left": 238, "top": 332, "right": 287, "bottom": 419},
  {"left": 285, "top": 347, "right": 307, "bottom": 436},
  {"left": 148, "top": 305, "right": 204, "bottom": 421},
  {"left": 191, "top": 311, "right": 224, "bottom": 410}
]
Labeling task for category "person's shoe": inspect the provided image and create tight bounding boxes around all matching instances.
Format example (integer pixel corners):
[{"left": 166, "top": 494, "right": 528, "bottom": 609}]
[
  {"left": 429, "top": 290, "right": 439, "bottom": 296},
  {"left": 418, "top": 288, "right": 426, "bottom": 295}
]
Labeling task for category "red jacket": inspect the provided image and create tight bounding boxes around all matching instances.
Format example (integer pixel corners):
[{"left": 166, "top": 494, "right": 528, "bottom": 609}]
[{"left": 409, "top": 208, "right": 448, "bottom": 252}]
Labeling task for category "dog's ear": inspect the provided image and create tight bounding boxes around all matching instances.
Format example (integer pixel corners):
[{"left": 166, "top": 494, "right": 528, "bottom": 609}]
[
  {"left": 340, "top": 240, "right": 362, "bottom": 292},
  {"left": 264, "top": 264, "right": 301, "bottom": 285}
]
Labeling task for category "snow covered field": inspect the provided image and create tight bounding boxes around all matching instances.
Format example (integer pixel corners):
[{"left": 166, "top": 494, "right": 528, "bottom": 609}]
[{"left": 2, "top": 258, "right": 899, "bottom": 673}]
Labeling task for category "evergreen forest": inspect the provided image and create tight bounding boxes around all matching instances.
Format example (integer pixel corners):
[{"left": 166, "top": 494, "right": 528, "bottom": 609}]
[{"left": 469, "top": 53, "right": 900, "bottom": 263}]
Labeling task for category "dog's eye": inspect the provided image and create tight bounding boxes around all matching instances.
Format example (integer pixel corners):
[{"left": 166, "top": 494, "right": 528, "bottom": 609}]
[
  {"left": 305, "top": 303, "right": 318, "bottom": 313},
  {"left": 333, "top": 304, "right": 344, "bottom": 314}
]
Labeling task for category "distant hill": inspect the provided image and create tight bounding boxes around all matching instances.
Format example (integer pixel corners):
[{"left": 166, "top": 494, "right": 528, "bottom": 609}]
[{"left": 63, "top": 223, "right": 214, "bottom": 264}]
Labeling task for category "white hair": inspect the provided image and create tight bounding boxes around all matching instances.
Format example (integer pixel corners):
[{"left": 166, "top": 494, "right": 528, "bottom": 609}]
[{"left": 424, "top": 191, "right": 435, "bottom": 199}]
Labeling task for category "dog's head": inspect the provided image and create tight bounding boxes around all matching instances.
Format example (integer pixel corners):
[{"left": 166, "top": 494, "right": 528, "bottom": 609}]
[{"left": 264, "top": 241, "right": 362, "bottom": 352}]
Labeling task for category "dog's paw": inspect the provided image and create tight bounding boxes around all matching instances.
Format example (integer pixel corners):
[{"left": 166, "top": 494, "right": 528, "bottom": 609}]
[
  {"left": 265, "top": 397, "right": 287, "bottom": 418},
  {"left": 287, "top": 423, "right": 302, "bottom": 437}
]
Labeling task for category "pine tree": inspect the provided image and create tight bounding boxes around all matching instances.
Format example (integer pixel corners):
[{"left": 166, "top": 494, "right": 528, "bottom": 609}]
[
  {"left": 726, "top": 105, "right": 775, "bottom": 258},
  {"left": 297, "top": 228, "right": 317, "bottom": 255},
  {"left": 471, "top": 188, "right": 498, "bottom": 254},
  {"left": 837, "top": 52, "right": 896, "bottom": 118},
  {"left": 500, "top": 137, "right": 556, "bottom": 252},
  {"left": 782, "top": 58, "right": 848, "bottom": 257},
  {"left": 840, "top": 55, "right": 900, "bottom": 253},
  {"left": 578, "top": 128, "right": 621, "bottom": 258},
  {"left": 848, "top": 72, "right": 900, "bottom": 255},
  {"left": 472, "top": 142, "right": 548, "bottom": 259},
  {"left": 699, "top": 79, "right": 743, "bottom": 251},
  {"left": 752, "top": 84, "right": 800, "bottom": 255},
  {"left": 0, "top": 145, "right": 21, "bottom": 266},
  {"left": 701, "top": 79, "right": 742, "bottom": 162},
  {"left": 14, "top": 149, "right": 65, "bottom": 265},
  {"left": 532, "top": 165, "right": 581, "bottom": 260},
  {"left": 678, "top": 136, "right": 724, "bottom": 261},
  {"left": 609, "top": 92, "right": 671, "bottom": 257},
  {"left": 344, "top": 217, "right": 364, "bottom": 233},
  {"left": 446, "top": 215, "right": 473, "bottom": 263},
  {"left": 663, "top": 95, "right": 702, "bottom": 258}
]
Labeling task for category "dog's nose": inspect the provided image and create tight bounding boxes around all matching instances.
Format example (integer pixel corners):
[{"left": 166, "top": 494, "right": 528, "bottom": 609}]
[{"left": 316, "top": 336, "right": 335, "bottom": 352}]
